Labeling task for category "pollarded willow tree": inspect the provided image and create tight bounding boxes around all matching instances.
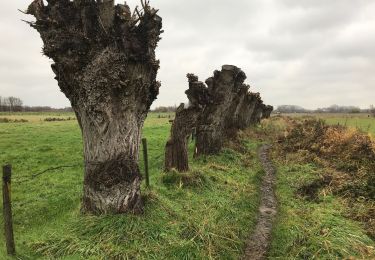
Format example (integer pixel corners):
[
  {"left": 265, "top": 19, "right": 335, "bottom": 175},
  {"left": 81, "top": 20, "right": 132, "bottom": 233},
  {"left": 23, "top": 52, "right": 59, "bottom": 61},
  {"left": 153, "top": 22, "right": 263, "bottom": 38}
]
[
  {"left": 262, "top": 105, "right": 274, "bottom": 119},
  {"left": 164, "top": 74, "right": 209, "bottom": 172},
  {"left": 26, "top": 0, "right": 163, "bottom": 214},
  {"left": 195, "top": 65, "right": 248, "bottom": 156},
  {"left": 164, "top": 65, "right": 274, "bottom": 171}
]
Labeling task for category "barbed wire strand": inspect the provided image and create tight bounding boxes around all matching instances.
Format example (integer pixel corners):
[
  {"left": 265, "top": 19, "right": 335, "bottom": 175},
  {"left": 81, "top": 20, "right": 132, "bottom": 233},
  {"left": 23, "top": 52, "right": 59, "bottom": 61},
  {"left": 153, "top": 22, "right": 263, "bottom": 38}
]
[{"left": 14, "top": 151, "right": 166, "bottom": 184}]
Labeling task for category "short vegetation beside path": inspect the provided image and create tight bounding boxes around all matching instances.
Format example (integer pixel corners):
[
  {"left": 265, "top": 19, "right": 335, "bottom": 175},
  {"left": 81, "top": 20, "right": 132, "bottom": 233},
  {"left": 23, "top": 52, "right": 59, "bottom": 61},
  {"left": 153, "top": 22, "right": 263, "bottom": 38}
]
[{"left": 254, "top": 116, "right": 375, "bottom": 259}]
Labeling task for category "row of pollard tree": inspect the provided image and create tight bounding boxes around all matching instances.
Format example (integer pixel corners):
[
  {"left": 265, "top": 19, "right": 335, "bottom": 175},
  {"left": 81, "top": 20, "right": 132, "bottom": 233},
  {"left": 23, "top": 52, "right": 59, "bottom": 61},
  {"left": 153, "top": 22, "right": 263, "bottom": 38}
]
[
  {"left": 164, "top": 65, "right": 273, "bottom": 172},
  {"left": 25, "top": 0, "right": 272, "bottom": 215}
]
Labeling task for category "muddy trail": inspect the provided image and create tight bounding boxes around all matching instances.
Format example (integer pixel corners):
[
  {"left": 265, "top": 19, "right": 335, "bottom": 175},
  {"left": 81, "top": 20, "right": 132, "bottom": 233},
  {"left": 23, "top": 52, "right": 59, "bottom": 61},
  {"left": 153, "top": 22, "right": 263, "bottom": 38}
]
[{"left": 244, "top": 144, "right": 277, "bottom": 260}]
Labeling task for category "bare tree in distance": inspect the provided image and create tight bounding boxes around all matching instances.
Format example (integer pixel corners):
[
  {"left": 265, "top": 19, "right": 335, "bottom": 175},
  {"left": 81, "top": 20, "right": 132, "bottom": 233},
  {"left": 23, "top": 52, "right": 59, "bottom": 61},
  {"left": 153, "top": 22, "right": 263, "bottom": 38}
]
[
  {"left": 7, "top": 97, "right": 15, "bottom": 112},
  {"left": 153, "top": 106, "right": 177, "bottom": 113},
  {"left": 0, "top": 96, "right": 11, "bottom": 112},
  {"left": 26, "top": 0, "right": 163, "bottom": 214},
  {"left": 0, "top": 96, "right": 23, "bottom": 112},
  {"left": 8, "top": 97, "right": 23, "bottom": 112}
]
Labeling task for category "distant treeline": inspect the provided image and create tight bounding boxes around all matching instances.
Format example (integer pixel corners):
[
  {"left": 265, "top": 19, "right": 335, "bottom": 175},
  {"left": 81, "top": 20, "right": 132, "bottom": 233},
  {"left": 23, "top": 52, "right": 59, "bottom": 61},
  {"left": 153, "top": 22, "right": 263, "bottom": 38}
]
[
  {"left": 1, "top": 95, "right": 177, "bottom": 113},
  {"left": 151, "top": 105, "right": 177, "bottom": 113},
  {"left": 19, "top": 106, "right": 73, "bottom": 113},
  {"left": 276, "top": 104, "right": 375, "bottom": 115},
  {"left": 0, "top": 96, "right": 23, "bottom": 112},
  {"left": 0, "top": 96, "right": 73, "bottom": 112},
  {"left": 2, "top": 95, "right": 373, "bottom": 116}
]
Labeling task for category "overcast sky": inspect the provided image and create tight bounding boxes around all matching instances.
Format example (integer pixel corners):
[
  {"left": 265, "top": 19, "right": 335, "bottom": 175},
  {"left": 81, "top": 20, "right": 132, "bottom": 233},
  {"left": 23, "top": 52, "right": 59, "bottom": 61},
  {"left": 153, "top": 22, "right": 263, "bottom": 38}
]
[{"left": 0, "top": 0, "right": 374, "bottom": 109}]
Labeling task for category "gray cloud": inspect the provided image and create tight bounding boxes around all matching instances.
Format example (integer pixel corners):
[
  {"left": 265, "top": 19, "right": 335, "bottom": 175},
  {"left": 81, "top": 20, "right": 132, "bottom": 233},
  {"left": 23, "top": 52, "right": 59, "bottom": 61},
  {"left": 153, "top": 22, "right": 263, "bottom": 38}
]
[{"left": 0, "top": 0, "right": 374, "bottom": 109}]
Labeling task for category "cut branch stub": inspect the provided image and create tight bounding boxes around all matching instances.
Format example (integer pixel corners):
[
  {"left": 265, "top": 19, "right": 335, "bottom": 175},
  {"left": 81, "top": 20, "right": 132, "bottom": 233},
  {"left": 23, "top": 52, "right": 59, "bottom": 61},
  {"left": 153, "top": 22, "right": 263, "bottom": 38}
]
[{"left": 26, "top": 0, "right": 163, "bottom": 214}]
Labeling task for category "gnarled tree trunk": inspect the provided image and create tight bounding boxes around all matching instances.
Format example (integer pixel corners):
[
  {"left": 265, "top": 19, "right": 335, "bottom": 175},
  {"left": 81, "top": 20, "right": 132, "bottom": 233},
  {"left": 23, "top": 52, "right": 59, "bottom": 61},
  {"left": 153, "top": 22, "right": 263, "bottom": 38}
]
[
  {"left": 252, "top": 103, "right": 266, "bottom": 124},
  {"left": 164, "top": 104, "right": 198, "bottom": 172},
  {"left": 235, "top": 93, "right": 258, "bottom": 129},
  {"left": 26, "top": 0, "right": 162, "bottom": 214},
  {"left": 262, "top": 105, "right": 274, "bottom": 119},
  {"left": 225, "top": 84, "right": 250, "bottom": 131},
  {"left": 195, "top": 65, "right": 247, "bottom": 156},
  {"left": 165, "top": 65, "right": 273, "bottom": 170},
  {"left": 247, "top": 94, "right": 262, "bottom": 124},
  {"left": 164, "top": 74, "right": 208, "bottom": 171}
]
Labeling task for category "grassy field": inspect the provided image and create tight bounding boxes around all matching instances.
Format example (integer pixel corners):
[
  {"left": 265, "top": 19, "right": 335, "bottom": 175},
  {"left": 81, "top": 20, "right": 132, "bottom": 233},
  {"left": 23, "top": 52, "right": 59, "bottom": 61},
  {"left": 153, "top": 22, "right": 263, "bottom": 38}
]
[
  {"left": 0, "top": 112, "right": 262, "bottom": 259},
  {"left": 283, "top": 113, "right": 375, "bottom": 134},
  {"left": 0, "top": 112, "right": 374, "bottom": 259},
  {"left": 0, "top": 112, "right": 76, "bottom": 123},
  {"left": 324, "top": 116, "right": 375, "bottom": 134}
]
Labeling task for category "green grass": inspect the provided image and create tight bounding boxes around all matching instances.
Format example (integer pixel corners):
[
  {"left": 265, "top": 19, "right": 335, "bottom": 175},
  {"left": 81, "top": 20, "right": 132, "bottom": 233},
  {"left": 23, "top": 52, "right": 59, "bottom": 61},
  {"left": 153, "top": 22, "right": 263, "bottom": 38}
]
[
  {"left": 283, "top": 113, "right": 375, "bottom": 135},
  {"left": 323, "top": 116, "right": 375, "bottom": 135},
  {"left": 0, "top": 112, "right": 261, "bottom": 259},
  {"left": 2, "top": 112, "right": 373, "bottom": 259},
  {"left": 268, "top": 155, "right": 375, "bottom": 259}
]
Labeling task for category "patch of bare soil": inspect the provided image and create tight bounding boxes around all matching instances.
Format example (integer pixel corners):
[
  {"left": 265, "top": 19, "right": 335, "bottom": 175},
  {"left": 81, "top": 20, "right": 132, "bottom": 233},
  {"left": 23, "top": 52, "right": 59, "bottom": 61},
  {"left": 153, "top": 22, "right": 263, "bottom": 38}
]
[{"left": 244, "top": 144, "right": 277, "bottom": 260}]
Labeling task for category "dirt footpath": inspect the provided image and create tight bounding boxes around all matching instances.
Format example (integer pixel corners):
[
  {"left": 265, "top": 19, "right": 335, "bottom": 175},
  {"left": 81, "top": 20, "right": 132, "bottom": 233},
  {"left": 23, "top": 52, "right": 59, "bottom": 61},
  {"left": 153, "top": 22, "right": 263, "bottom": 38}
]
[{"left": 244, "top": 144, "right": 277, "bottom": 260}]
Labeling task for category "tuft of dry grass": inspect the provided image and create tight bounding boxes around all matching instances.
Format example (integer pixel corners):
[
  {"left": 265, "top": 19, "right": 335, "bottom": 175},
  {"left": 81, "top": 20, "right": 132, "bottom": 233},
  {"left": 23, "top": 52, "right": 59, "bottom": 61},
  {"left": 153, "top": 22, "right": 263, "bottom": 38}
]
[
  {"left": 279, "top": 119, "right": 375, "bottom": 199},
  {"left": 274, "top": 118, "right": 375, "bottom": 239}
]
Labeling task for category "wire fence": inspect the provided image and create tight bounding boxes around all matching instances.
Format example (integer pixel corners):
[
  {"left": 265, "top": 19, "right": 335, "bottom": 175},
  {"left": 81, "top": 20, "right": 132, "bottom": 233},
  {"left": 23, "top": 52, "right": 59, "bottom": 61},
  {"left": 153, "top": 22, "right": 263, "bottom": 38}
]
[{"left": 13, "top": 141, "right": 165, "bottom": 185}]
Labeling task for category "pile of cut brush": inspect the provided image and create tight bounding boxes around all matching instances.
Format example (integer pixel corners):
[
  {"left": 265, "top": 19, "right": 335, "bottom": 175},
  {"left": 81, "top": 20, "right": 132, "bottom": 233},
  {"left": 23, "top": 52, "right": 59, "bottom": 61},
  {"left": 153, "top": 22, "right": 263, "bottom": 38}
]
[{"left": 279, "top": 119, "right": 375, "bottom": 200}]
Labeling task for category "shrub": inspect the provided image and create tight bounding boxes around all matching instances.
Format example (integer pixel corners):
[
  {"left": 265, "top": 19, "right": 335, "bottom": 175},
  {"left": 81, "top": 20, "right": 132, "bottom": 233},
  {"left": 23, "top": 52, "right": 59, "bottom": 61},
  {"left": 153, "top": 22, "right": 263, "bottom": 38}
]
[
  {"left": 0, "top": 117, "right": 11, "bottom": 123},
  {"left": 280, "top": 119, "right": 375, "bottom": 200},
  {"left": 0, "top": 117, "right": 28, "bottom": 123},
  {"left": 44, "top": 117, "right": 76, "bottom": 122}
]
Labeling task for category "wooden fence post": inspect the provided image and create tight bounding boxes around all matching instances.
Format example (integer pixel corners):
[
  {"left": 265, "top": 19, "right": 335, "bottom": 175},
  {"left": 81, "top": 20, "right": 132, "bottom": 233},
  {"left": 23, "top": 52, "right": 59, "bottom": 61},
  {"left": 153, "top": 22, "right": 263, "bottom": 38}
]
[
  {"left": 191, "top": 127, "right": 196, "bottom": 142},
  {"left": 2, "top": 164, "right": 15, "bottom": 256},
  {"left": 142, "top": 138, "right": 150, "bottom": 188}
]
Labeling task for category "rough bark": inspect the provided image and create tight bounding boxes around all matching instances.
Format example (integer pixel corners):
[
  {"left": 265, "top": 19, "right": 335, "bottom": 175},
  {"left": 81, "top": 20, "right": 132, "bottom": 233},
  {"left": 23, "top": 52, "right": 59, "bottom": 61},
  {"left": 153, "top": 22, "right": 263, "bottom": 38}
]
[
  {"left": 166, "top": 65, "right": 273, "bottom": 163},
  {"left": 262, "top": 105, "right": 274, "bottom": 119},
  {"left": 164, "top": 74, "right": 208, "bottom": 171},
  {"left": 195, "top": 65, "right": 248, "bottom": 156},
  {"left": 164, "top": 104, "right": 198, "bottom": 172},
  {"left": 253, "top": 106, "right": 264, "bottom": 124},
  {"left": 225, "top": 83, "right": 250, "bottom": 131},
  {"left": 26, "top": 0, "right": 162, "bottom": 214},
  {"left": 230, "top": 92, "right": 262, "bottom": 130}
]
